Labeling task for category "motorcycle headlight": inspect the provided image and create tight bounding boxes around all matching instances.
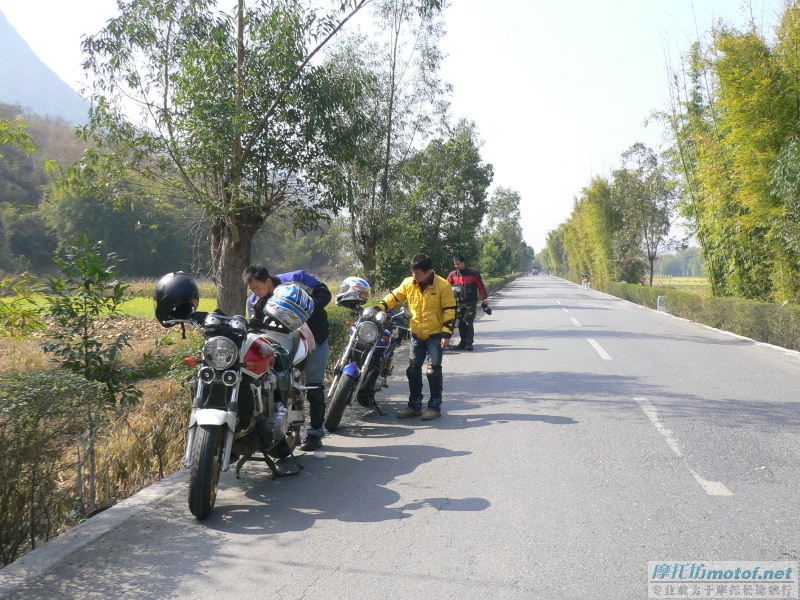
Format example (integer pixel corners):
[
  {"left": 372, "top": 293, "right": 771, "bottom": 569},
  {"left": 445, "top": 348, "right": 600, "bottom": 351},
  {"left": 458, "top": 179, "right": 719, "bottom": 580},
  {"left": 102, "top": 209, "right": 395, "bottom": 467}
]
[
  {"left": 203, "top": 336, "right": 238, "bottom": 370},
  {"left": 356, "top": 321, "right": 379, "bottom": 345}
]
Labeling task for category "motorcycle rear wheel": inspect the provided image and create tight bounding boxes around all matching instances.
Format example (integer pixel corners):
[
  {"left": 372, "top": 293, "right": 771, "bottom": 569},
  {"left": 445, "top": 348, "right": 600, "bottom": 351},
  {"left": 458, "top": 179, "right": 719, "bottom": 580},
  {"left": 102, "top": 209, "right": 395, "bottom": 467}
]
[
  {"left": 324, "top": 375, "right": 356, "bottom": 432},
  {"left": 188, "top": 425, "right": 223, "bottom": 520}
]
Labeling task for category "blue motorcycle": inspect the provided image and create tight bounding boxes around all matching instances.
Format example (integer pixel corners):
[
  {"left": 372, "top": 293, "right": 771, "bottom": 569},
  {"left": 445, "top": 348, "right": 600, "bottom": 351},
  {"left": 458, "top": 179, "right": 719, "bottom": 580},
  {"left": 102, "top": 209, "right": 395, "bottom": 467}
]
[{"left": 324, "top": 306, "right": 409, "bottom": 432}]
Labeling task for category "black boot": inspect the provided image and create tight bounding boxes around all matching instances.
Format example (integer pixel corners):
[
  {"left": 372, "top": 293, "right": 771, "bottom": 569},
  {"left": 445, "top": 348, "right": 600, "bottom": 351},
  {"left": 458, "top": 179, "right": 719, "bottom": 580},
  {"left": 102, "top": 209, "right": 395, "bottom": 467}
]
[
  {"left": 426, "top": 365, "right": 443, "bottom": 409},
  {"left": 406, "top": 364, "right": 423, "bottom": 408},
  {"left": 307, "top": 387, "right": 325, "bottom": 429}
]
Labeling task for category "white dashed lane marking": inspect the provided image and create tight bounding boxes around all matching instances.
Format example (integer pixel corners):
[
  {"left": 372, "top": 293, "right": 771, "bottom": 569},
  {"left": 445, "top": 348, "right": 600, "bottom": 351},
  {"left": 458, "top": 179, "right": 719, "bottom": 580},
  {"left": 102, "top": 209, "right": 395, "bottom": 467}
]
[{"left": 587, "top": 338, "right": 612, "bottom": 360}]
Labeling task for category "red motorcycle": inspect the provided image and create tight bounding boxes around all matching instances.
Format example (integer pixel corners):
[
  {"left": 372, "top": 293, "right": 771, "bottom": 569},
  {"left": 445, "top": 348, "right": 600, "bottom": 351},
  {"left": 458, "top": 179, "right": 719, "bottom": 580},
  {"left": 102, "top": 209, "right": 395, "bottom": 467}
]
[{"left": 155, "top": 273, "right": 315, "bottom": 519}]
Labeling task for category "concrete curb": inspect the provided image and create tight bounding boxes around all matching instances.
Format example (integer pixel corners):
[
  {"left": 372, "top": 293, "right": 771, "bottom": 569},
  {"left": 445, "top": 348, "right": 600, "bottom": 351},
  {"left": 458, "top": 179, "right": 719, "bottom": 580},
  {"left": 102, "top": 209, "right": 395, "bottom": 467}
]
[
  {"left": 0, "top": 468, "right": 188, "bottom": 595},
  {"left": 552, "top": 275, "right": 800, "bottom": 359}
]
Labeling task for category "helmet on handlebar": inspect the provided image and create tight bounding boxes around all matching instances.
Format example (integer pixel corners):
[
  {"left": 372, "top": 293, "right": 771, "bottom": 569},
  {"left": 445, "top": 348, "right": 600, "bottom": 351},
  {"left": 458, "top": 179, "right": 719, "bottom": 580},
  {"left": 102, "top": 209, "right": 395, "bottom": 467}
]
[
  {"left": 336, "top": 276, "right": 371, "bottom": 307},
  {"left": 265, "top": 283, "right": 315, "bottom": 331},
  {"left": 154, "top": 271, "right": 200, "bottom": 326}
]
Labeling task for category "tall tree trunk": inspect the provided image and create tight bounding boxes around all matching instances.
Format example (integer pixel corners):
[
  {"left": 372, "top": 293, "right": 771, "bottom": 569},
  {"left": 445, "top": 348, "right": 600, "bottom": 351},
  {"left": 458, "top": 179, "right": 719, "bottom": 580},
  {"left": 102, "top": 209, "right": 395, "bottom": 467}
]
[
  {"left": 356, "top": 238, "right": 377, "bottom": 285},
  {"left": 212, "top": 218, "right": 257, "bottom": 315}
]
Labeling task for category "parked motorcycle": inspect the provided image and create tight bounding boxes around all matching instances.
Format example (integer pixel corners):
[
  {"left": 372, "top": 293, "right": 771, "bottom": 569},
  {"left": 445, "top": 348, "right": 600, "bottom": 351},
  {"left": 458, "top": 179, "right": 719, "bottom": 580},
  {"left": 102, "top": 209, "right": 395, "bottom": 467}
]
[
  {"left": 154, "top": 272, "right": 315, "bottom": 519},
  {"left": 324, "top": 303, "right": 409, "bottom": 432}
]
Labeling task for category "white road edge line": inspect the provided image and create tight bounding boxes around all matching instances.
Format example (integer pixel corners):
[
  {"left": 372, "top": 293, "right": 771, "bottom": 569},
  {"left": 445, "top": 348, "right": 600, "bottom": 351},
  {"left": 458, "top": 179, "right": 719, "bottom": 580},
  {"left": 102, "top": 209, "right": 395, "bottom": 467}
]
[
  {"left": 587, "top": 338, "right": 612, "bottom": 360},
  {"left": 556, "top": 300, "right": 562, "bottom": 305},
  {"left": 570, "top": 317, "right": 582, "bottom": 327},
  {"left": 562, "top": 308, "right": 569, "bottom": 313},
  {"left": 634, "top": 397, "right": 733, "bottom": 497}
]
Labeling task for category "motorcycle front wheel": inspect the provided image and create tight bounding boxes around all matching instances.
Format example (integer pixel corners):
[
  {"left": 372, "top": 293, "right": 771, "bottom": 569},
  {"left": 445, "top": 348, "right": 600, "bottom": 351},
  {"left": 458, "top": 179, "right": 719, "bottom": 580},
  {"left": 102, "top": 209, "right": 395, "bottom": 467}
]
[
  {"left": 188, "top": 425, "right": 223, "bottom": 520},
  {"left": 324, "top": 375, "right": 356, "bottom": 432}
]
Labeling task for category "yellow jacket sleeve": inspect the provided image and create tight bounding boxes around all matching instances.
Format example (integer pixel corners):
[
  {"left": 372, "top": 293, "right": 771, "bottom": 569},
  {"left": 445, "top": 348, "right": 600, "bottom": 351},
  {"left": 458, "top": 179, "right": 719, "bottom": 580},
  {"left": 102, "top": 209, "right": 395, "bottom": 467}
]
[
  {"left": 378, "top": 280, "right": 407, "bottom": 311},
  {"left": 440, "top": 279, "right": 457, "bottom": 336}
]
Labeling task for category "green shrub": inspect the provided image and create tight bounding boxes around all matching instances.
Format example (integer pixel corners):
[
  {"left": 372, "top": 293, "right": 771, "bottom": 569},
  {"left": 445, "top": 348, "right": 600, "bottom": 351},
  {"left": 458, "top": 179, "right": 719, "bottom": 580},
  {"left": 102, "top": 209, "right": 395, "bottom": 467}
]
[
  {"left": 0, "top": 370, "right": 106, "bottom": 566},
  {"left": 42, "top": 237, "right": 140, "bottom": 406}
]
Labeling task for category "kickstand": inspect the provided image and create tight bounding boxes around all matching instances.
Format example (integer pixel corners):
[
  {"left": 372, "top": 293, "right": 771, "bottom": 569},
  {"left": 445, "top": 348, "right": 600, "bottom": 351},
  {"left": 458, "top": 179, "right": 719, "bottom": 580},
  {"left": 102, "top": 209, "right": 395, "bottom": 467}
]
[
  {"left": 235, "top": 454, "right": 249, "bottom": 479},
  {"left": 372, "top": 398, "right": 384, "bottom": 416},
  {"left": 263, "top": 453, "right": 303, "bottom": 479}
]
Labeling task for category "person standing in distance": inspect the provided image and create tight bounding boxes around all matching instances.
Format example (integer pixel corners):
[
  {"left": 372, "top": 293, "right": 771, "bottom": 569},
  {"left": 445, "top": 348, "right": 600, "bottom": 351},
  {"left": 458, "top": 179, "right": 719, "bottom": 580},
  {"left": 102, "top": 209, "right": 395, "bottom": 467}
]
[
  {"left": 375, "top": 253, "right": 457, "bottom": 420},
  {"left": 447, "top": 254, "right": 489, "bottom": 351}
]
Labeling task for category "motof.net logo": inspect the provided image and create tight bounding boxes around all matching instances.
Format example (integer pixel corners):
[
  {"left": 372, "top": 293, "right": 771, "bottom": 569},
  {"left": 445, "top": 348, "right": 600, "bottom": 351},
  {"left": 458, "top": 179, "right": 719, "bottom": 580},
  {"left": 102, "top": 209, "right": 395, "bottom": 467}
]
[{"left": 648, "top": 561, "right": 798, "bottom": 599}]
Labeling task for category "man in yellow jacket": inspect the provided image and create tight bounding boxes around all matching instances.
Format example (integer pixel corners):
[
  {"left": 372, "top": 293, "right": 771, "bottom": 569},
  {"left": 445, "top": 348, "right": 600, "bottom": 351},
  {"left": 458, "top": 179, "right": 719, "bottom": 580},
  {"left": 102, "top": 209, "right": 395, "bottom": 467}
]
[{"left": 376, "top": 253, "right": 457, "bottom": 420}]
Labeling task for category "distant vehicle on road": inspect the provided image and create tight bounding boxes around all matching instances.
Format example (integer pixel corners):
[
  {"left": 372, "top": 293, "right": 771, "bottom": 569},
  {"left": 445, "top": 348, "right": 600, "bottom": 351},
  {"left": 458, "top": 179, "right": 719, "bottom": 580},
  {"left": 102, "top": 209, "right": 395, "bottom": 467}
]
[{"left": 531, "top": 268, "right": 540, "bottom": 275}]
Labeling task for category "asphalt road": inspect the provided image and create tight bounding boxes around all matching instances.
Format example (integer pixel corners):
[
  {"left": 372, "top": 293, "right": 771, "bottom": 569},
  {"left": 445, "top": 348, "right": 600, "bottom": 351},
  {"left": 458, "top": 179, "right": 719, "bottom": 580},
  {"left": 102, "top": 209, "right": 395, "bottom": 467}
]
[{"left": 4, "top": 275, "right": 799, "bottom": 599}]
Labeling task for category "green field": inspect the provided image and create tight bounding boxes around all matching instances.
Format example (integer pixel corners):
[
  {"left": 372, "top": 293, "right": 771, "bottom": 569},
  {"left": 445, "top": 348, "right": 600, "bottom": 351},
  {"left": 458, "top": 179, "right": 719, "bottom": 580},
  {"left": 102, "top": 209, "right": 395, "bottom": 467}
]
[
  {"left": 651, "top": 276, "right": 711, "bottom": 297},
  {"left": 1, "top": 295, "right": 217, "bottom": 319}
]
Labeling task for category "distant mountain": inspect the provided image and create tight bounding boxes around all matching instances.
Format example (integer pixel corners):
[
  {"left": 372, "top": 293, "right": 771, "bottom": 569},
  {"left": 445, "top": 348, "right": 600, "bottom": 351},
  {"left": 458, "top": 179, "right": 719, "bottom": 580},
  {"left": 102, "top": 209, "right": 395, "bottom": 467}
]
[{"left": 0, "top": 10, "right": 89, "bottom": 126}]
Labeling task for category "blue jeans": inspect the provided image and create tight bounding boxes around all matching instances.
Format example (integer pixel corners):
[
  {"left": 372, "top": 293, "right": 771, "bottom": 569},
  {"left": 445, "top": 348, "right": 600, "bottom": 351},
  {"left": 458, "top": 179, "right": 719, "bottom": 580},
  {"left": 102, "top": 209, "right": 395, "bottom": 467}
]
[{"left": 407, "top": 334, "right": 444, "bottom": 411}]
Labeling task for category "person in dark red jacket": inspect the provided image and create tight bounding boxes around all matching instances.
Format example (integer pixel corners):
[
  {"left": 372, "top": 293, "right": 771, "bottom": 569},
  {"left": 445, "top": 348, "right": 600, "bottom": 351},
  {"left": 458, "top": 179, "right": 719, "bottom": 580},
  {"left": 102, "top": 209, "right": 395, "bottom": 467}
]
[{"left": 446, "top": 255, "right": 489, "bottom": 351}]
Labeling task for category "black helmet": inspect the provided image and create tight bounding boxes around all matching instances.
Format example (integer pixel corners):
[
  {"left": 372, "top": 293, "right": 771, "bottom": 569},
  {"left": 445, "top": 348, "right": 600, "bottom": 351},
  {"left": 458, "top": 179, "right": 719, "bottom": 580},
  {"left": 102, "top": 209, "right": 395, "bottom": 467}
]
[{"left": 154, "top": 271, "right": 200, "bottom": 326}]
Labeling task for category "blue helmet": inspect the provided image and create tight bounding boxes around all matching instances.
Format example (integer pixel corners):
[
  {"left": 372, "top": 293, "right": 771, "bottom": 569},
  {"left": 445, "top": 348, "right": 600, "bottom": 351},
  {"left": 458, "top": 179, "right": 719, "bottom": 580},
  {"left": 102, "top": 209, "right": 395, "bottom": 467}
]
[
  {"left": 266, "top": 283, "right": 315, "bottom": 331},
  {"left": 336, "top": 276, "right": 371, "bottom": 306}
]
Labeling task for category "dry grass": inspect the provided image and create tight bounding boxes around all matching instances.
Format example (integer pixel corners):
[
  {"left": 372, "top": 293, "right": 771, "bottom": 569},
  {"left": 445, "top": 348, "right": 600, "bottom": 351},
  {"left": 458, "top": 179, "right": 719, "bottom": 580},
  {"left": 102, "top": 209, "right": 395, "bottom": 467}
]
[
  {"left": 652, "top": 276, "right": 709, "bottom": 286},
  {"left": 0, "top": 315, "right": 181, "bottom": 373},
  {"left": 94, "top": 378, "right": 189, "bottom": 501},
  {"left": 651, "top": 276, "right": 711, "bottom": 297},
  {"left": 0, "top": 338, "right": 50, "bottom": 373},
  {"left": 51, "top": 378, "right": 190, "bottom": 515}
]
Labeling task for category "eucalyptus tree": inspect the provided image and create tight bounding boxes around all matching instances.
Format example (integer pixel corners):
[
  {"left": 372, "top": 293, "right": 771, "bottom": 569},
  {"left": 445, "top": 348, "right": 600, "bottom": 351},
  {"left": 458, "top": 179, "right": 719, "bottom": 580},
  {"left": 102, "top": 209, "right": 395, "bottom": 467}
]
[
  {"left": 481, "top": 187, "right": 530, "bottom": 274},
  {"left": 612, "top": 143, "right": 676, "bottom": 286},
  {"left": 332, "top": 0, "right": 446, "bottom": 284},
  {"left": 392, "top": 120, "right": 493, "bottom": 276},
  {"left": 81, "top": 0, "right": 383, "bottom": 312}
]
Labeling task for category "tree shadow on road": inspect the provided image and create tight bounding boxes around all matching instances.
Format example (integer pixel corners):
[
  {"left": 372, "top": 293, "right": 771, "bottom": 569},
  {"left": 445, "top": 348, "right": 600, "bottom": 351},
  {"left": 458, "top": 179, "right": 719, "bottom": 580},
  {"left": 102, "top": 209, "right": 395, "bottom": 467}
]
[
  {"left": 431, "top": 370, "right": 800, "bottom": 429},
  {"left": 201, "top": 442, "right": 483, "bottom": 536}
]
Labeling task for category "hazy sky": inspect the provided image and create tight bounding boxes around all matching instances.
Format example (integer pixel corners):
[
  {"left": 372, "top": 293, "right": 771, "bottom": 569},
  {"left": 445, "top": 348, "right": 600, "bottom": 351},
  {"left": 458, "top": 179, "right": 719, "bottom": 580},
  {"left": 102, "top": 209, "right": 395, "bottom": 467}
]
[{"left": 0, "top": 0, "right": 786, "bottom": 250}]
